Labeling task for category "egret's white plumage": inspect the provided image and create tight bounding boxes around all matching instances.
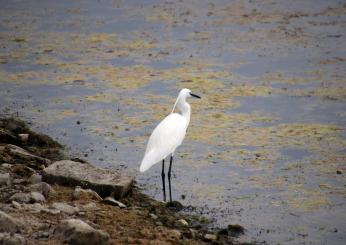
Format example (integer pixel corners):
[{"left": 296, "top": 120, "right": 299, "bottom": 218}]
[
  {"left": 140, "top": 113, "right": 187, "bottom": 172},
  {"left": 139, "top": 88, "right": 200, "bottom": 173}
]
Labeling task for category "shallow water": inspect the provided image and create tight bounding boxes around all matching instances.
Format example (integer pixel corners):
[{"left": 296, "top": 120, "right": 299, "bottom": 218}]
[{"left": 1, "top": 0, "right": 346, "bottom": 244}]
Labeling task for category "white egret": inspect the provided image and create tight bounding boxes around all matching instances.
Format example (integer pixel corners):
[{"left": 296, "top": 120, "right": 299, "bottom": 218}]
[{"left": 140, "top": 88, "right": 201, "bottom": 202}]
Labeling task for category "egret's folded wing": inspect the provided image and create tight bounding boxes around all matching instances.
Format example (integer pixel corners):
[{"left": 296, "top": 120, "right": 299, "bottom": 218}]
[{"left": 140, "top": 113, "right": 186, "bottom": 172}]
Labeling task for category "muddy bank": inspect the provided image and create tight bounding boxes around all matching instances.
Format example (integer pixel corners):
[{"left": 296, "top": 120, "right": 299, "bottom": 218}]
[{"left": 0, "top": 118, "right": 249, "bottom": 245}]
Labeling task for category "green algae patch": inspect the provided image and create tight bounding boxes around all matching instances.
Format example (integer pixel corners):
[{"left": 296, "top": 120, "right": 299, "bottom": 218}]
[
  {"left": 228, "top": 85, "right": 273, "bottom": 97},
  {"left": 308, "top": 87, "right": 346, "bottom": 101},
  {"left": 262, "top": 72, "right": 321, "bottom": 84},
  {"left": 122, "top": 115, "right": 149, "bottom": 130},
  {"left": 27, "top": 108, "right": 80, "bottom": 126},
  {"left": 0, "top": 70, "right": 55, "bottom": 85},
  {"left": 248, "top": 175, "right": 288, "bottom": 189},
  {"left": 87, "top": 33, "right": 118, "bottom": 44},
  {"left": 102, "top": 65, "right": 156, "bottom": 89},
  {"left": 310, "top": 152, "right": 346, "bottom": 176},
  {"left": 121, "top": 39, "right": 154, "bottom": 50},
  {"left": 158, "top": 66, "right": 230, "bottom": 92},
  {"left": 228, "top": 123, "right": 344, "bottom": 150},
  {"left": 213, "top": 1, "right": 284, "bottom": 25},
  {"left": 218, "top": 148, "right": 282, "bottom": 170},
  {"left": 285, "top": 189, "right": 331, "bottom": 212},
  {"left": 189, "top": 112, "right": 276, "bottom": 147},
  {"left": 84, "top": 93, "right": 116, "bottom": 103},
  {"left": 177, "top": 183, "right": 225, "bottom": 201},
  {"left": 87, "top": 126, "right": 117, "bottom": 141}
]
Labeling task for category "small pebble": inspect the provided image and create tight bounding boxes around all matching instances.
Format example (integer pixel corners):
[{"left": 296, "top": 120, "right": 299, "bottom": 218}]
[
  {"left": 204, "top": 233, "right": 217, "bottom": 241},
  {"left": 103, "top": 197, "right": 127, "bottom": 208},
  {"left": 12, "top": 201, "right": 21, "bottom": 209},
  {"left": 18, "top": 133, "right": 29, "bottom": 142},
  {"left": 29, "top": 173, "right": 42, "bottom": 184},
  {"left": 30, "top": 192, "right": 46, "bottom": 203},
  {"left": 169, "top": 229, "right": 182, "bottom": 239},
  {"left": 149, "top": 213, "right": 158, "bottom": 220},
  {"left": 177, "top": 219, "right": 189, "bottom": 227}
]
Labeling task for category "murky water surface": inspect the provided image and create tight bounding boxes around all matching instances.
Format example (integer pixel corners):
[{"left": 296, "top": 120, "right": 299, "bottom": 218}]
[{"left": 1, "top": 0, "right": 346, "bottom": 244}]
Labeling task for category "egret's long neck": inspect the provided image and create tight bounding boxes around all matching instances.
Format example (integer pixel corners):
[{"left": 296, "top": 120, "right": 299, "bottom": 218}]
[
  {"left": 180, "top": 101, "right": 191, "bottom": 126},
  {"left": 173, "top": 96, "right": 191, "bottom": 127}
]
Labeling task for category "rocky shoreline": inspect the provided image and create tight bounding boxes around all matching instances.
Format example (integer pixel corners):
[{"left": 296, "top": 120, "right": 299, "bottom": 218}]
[{"left": 0, "top": 118, "right": 248, "bottom": 245}]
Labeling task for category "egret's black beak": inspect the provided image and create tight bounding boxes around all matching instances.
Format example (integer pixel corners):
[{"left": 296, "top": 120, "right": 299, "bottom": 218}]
[{"left": 190, "top": 93, "right": 201, "bottom": 99}]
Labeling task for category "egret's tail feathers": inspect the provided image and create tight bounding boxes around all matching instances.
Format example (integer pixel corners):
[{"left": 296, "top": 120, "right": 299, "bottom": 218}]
[
  {"left": 139, "top": 162, "right": 151, "bottom": 173},
  {"left": 139, "top": 150, "right": 163, "bottom": 173}
]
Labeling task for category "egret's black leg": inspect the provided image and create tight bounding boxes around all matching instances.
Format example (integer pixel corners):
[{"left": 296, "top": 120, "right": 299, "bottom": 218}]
[
  {"left": 168, "top": 155, "right": 173, "bottom": 202},
  {"left": 161, "top": 160, "right": 166, "bottom": 202}
]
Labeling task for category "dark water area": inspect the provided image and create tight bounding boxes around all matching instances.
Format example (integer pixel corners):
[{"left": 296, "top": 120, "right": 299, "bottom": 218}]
[{"left": 1, "top": 0, "right": 346, "bottom": 244}]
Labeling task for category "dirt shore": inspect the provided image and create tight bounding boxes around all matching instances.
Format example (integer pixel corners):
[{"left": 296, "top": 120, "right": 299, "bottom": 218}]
[{"left": 0, "top": 118, "right": 248, "bottom": 245}]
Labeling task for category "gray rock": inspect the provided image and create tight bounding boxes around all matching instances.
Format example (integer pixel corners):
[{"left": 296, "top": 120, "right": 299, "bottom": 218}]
[
  {"left": 11, "top": 164, "right": 36, "bottom": 178},
  {"left": 40, "top": 208, "right": 61, "bottom": 215},
  {"left": 177, "top": 219, "right": 189, "bottom": 227},
  {"left": 54, "top": 219, "right": 110, "bottom": 245},
  {"left": 33, "top": 230, "right": 50, "bottom": 239},
  {"left": 0, "top": 173, "right": 12, "bottom": 186},
  {"left": 102, "top": 197, "right": 126, "bottom": 208},
  {"left": 11, "top": 201, "right": 21, "bottom": 209},
  {"left": 12, "top": 178, "right": 26, "bottom": 185},
  {"left": 149, "top": 213, "right": 158, "bottom": 220},
  {"left": 42, "top": 160, "right": 134, "bottom": 199},
  {"left": 28, "top": 182, "right": 55, "bottom": 198},
  {"left": 1, "top": 163, "right": 12, "bottom": 169},
  {"left": 51, "top": 202, "right": 79, "bottom": 215},
  {"left": 204, "top": 233, "right": 217, "bottom": 241},
  {"left": 0, "top": 211, "right": 25, "bottom": 233},
  {"left": 73, "top": 186, "right": 102, "bottom": 201},
  {"left": 18, "top": 133, "right": 29, "bottom": 142},
  {"left": 28, "top": 173, "right": 42, "bottom": 184},
  {"left": 9, "top": 193, "right": 31, "bottom": 204},
  {"left": 1, "top": 144, "right": 51, "bottom": 166},
  {"left": 189, "top": 229, "right": 197, "bottom": 239},
  {"left": 0, "top": 204, "right": 14, "bottom": 213},
  {"left": 80, "top": 202, "right": 99, "bottom": 211},
  {"left": 23, "top": 203, "right": 44, "bottom": 213},
  {"left": 0, "top": 232, "right": 25, "bottom": 245},
  {"left": 169, "top": 229, "right": 182, "bottom": 239},
  {"left": 30, "top": 192, "right": 46, "bottom": 203}
]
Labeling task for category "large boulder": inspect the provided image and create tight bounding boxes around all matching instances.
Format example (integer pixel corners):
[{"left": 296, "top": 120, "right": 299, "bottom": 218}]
[
  {"left": 42, "top": 160, "right": 134, "bottom": 199},
  {"left": 0, "top": 144, "right": 51, "bottom": 167},
  {"left": 54, "top": 219, "right": 110, "bottom": 245}
]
